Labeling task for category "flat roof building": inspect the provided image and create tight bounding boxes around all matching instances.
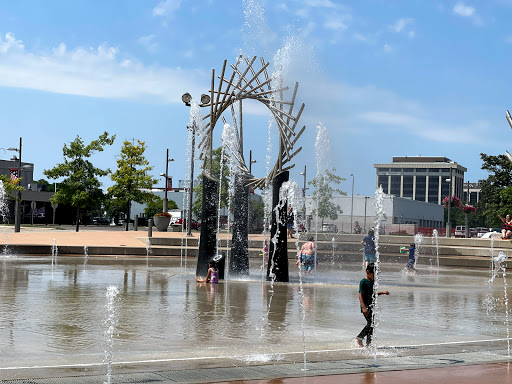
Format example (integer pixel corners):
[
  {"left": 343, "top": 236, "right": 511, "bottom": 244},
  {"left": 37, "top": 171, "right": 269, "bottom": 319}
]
[{"left": 374, "top": 156, "right": 467, "bottom": 205}]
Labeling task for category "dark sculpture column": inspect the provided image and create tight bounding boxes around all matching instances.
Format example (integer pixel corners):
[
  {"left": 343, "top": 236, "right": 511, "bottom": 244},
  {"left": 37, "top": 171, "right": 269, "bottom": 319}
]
[
  {"left": 230, "top": 174, "right": 249, "bottom": 276},
  {"left": 196, "top": 173, "right": 218, "bottom": 278},
  {"left": 267, "top": 171, "right": 289, "bottom": 282}
]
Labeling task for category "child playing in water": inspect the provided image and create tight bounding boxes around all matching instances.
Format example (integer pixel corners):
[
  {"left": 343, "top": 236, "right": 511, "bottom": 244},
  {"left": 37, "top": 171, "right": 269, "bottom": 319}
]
[
  {"left": 356, "top": 263, "right": 389, "bottom": 347},
  {"left": 361, "top": 229, "right": 375, "bottom": 268},
  {"left": 405, "top": 243, "right": 416, "bottom": 271},
  {"left": 300, "top": 236, "right": 316, "bottom": 273},
  {"left": 195, "top": 262, "right": 219, "bottom": 283}
]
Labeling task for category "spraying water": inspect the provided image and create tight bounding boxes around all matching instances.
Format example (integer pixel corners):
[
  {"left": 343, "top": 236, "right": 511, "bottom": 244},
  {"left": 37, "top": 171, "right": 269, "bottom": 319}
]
[
  {"left": 83, "top": 244, "right": 88, "bottom": 266},
  {"left": 370, "top": 186, "right": 385, "bottom": 359},
  {"left": 413, "top": 233, "right": 424, "bottom": 269},
  {"left": 51, "top": 238, "right": 58, "bottom": 278},
  {"left": 313, "top": 122, "right": 333, "bottom": 271},
  {"left": 0, "top": 181, "right": 10, "bottom": 256},
  {"left": 104, "top": 285, "right": 120, "bottom": 384},
  {"left": 488, "top": 252, "right": 510, "bottom": 356},
  {"left": 431, "top": 229, "right": 439, "bottom": 274}
]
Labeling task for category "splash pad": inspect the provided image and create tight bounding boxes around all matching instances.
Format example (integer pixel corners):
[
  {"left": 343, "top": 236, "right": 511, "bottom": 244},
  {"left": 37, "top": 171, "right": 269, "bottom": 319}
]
[{"left": 0, "top": 253, "right": 510, "bottom": 382}]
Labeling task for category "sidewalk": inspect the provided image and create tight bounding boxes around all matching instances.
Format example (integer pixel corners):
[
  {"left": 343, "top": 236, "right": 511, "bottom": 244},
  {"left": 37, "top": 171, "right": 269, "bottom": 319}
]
[
  {"left": 220, "top": 363, "right": 511, "bottom": 384},
  {"left": 0, "top": 225, "right": 198, "bottom": 248}
]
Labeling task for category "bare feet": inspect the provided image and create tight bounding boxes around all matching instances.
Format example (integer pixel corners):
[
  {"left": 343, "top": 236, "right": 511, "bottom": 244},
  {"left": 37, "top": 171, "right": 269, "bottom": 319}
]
[{"left": 355, "top": 337, "right": 364, "bottom": 347}]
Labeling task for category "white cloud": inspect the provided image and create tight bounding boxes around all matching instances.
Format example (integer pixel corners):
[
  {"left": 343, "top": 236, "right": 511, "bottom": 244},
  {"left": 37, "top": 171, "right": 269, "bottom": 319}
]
[
  {"left": 0, "top": 32, "right": 24, "bottom": 53},
  {"left": 383, "top": 44, "right": 392, "bottom": 53},
  {"left": 389, "top": 18, "right": 415, "bottom": 39},
  {"left": 453, "top": 2, "right": 474, "bottom": 17},
  {"left": 137, "top": 34, "right": 158, "bottom": 53},
  {"left": 0, "top": 32, "right": 207, "bottom": 104},
  {"left": 452, "top": 2, "right": 483, "bottom": 26},
  {"left": 390, "top": 18, "right": 414, "bottom": 33},
  {"left": 304, "top": 0, "right": 336, "bottom": 8},
  {"left": 324, "top": 15, "right": 348, "bottom": 31},
  {"left": 153, "top": 0, "right": 182, "bottom": 17},
  {"left": 506, "top": 36, "right": 512, "bottom": 44},
  {"left": 358, "top": 111, "right": 483, "bottom": 144}
]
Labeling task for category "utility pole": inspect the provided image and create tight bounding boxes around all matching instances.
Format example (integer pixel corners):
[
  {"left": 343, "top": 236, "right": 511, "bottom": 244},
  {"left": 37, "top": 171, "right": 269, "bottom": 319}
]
[{"left": 187, "top": 124, "right": 196, "bottom": 236}]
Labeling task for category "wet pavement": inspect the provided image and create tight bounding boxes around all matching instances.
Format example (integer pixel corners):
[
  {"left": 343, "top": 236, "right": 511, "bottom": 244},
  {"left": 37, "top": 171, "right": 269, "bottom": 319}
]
[{"left": 0, "top": 226, "right": 511, "bottom": 383}]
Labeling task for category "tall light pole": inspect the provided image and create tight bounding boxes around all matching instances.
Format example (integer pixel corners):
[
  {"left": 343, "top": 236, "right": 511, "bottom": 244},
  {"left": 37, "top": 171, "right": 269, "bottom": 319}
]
[
  {"left": 162, "top": 149, "right": 174, "bottom": 213},
  {"left": 300, "top": 165, "right": 307, "bottom": 229},
  {"left": 350, "top": 173, "right": 354, "bottom": 234},
  {"left": 364, "top": 196, "right": 369, "bottom": 232},
  {"left": 7, "top": 137, "right": 22, "bottom": 233},
  {"left": 182, "top": 92, "right": 210, "bottom": 236},
  {"left": 445, "top": 166, "right": 453, "bottom": 238}
]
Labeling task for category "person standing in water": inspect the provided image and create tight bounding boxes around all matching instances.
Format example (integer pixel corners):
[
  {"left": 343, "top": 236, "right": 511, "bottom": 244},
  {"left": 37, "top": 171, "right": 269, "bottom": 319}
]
[
  {"left": 356, "top": 263, "right": 389, "bottom": 347},
  {"left": 361, "top": 229, "right": 376, "bottom": 268}
]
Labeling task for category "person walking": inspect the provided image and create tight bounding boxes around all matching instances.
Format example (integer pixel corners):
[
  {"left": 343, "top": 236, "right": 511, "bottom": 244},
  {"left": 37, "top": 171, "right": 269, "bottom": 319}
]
[
  {"left": 356, "top": 263, "right": 389, "bottom": 347},
  {"left": 361, "top": 229, "right": 376, "bottom": 268}
]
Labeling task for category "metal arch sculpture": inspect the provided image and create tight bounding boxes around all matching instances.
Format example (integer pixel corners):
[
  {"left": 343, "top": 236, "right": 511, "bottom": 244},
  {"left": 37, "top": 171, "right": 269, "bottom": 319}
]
[{"left": 198, "top": 55, "right": 306, "bottom": 190}]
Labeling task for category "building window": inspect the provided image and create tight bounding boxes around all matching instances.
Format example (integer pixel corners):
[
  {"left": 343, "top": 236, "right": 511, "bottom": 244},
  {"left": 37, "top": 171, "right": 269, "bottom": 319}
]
[
  {"left": 415, "top": 176, "right": 426, "bottom": 201},
  {"left": 390, "top": 175, "right": 401, "bottom": 196},
  {"left": 441, "top": 178, "right": 450, "bottom": 200},
  {"left": 428, "top": 176, "right": 439, "bottom": 204},
  {"left": 378, "top": 175, "right": 388, "bottom": 193},
  {"left": 429, "top": 168, "right": 439, "bottom": 172},
  {"left": 403, "top": 175, "right": 413, "bottom": 198},
  {"left": 416, "top": 168, "right": 427, "bottom": 172},
  {"left": 404, "top": 168, "right": 414, "bottom": 173},
  {"left": 378, "top": 168, "right": 389, "bottom": 173}
]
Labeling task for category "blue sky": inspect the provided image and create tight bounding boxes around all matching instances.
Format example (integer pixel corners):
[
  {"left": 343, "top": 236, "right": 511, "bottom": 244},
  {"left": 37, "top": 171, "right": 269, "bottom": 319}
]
[{"left": 0, "top": 0, "right": 510, "bottom": 196}]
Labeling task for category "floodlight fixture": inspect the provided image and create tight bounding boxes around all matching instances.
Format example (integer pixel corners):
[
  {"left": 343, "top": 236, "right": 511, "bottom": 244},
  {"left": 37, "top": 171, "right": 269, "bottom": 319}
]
[
  {"left": 181, "top": 92, "right": 192, "bottom": 106},
  {"left": 200, "top": 94, "right": 211, "bottom": 105},
  {"left": 507, "top": 110, "right": 512, "bottom": 130}
]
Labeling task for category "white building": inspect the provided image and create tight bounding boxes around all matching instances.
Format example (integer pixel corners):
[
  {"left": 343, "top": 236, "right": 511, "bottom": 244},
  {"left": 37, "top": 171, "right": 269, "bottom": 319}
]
[{"left": 305, "top": 194, "right": 444, "bottom": 234}]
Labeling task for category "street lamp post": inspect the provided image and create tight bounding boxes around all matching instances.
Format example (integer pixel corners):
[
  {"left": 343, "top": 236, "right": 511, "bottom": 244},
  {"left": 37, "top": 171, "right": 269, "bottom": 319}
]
[
  {"left": 300, "top": 165, "right": 307, "bottom": 230},
  {"left": 445, "top": 167, "right": 453, "bottom": 238},
  {"left": 187, "top": 124, "right": 196, "bottom": 236},
  {"left": 182, "top": 92, "right": 211, "bottom": 236},
  {"left": 162, "top": 149, "right": 175, "bottom": 213},
  {"left": 364, "top": 196, "right": 369, "bottom": 232},
  {"left": 7, "top": 137, "right": 22, "bottom": 233},
  {"left": 350, "top": 173, "right": 354, "bottom": 234}
]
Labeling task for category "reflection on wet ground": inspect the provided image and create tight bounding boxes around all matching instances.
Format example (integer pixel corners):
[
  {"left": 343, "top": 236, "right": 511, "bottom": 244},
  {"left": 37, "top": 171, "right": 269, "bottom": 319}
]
[{"left": 0, "top": 256, "right": 510, "bottom": 378}]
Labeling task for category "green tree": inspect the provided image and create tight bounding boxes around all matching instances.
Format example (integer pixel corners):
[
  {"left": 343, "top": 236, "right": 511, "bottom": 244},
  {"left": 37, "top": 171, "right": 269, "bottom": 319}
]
[
  {"left": 107, "top": 140, "right": 158, "bottom": 231},
  {"left": 477, "top": 153, "right": 512, "bottom": 227},
  {"left": 309, "top": 168, "right": 346, "bottom": 226},
  {"left": 0, "top": 175, "right": 24, "bottom": 195},
  {"left": 192, "top": 147, "right": 231, "bottom": 218},
  {"left": 144, "top": 196, "right": 178, "bottom": 219},
  {"left": 44, "top": 132, "right": 115, "bottom": 232}
]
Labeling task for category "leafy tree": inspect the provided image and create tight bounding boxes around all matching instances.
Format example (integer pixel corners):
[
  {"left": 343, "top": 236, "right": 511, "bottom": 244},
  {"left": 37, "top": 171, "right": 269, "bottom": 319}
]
[
  {"left": 192, "top": 147, "right": 231, "bottom": 218},
  {"left": 44, "top": 132, "right": 115, "bottom": 232},
  {"left": 107, "top": 140, "right": 158, "bottom": 231},
  {"left": 477, "top": 153, "right": 512, "bottom": 227},
  {"left": 0, "top": 175, "right": 24, "bottom": 195},
  {"left": 144, "top": 196, "right": 177, "bottom": 219},
  {"left": 309, "top": 168, "right": 346, "bottom": 226}
]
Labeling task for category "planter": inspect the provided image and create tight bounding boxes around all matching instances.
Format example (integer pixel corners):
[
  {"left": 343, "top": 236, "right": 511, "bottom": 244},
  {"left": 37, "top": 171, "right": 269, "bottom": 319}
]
[{"left": 153, "top": 216, "right": 171, "bottom": 232}]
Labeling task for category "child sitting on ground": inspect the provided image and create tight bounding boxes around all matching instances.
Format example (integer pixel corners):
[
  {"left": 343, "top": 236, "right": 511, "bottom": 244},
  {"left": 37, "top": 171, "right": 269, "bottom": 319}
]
[{"left": 195, "top": 262, "right": 219, "bottom": 283}]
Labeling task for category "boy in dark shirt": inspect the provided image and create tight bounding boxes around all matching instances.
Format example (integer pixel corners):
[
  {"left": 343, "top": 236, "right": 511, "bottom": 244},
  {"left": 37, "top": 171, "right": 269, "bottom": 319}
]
[
  {"left": 405, "top": 243, "right": 416, "bottom": 271},
  {"left": 356, "top": 263, "right": 389, "bottom": 347}
]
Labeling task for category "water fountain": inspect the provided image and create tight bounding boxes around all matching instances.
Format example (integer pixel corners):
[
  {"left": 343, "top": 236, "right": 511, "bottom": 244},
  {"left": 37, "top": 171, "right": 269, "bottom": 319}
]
[
  {"left": 430, "top": 229, "right": 440, "bottom": 274},
  {"left": 488, "top": 251, "right": 511, "bottom": 356},
  {"left": 104, "top": 285, "right": 120, "bottom": 384}
]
